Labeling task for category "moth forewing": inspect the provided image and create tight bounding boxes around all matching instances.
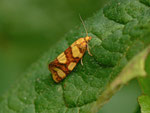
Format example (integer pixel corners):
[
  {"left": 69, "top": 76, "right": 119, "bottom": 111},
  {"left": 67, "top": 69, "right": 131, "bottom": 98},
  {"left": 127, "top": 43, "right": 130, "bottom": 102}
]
[{"left": 48, "top": 36, "right": 92, "bottom": 83}]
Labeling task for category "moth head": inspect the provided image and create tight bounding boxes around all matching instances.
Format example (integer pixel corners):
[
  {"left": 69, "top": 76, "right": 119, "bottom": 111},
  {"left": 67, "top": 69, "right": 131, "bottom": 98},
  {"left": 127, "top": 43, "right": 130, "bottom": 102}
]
[{"left": 85, "top": 36, "right": 92, "bottom": 42}]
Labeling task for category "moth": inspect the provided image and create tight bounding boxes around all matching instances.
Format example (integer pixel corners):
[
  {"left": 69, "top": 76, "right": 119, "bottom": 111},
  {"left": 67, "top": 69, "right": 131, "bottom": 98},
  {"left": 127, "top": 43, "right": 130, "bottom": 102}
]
[{"left": 48, "top": 17, "right": 92, "bottom": 83}]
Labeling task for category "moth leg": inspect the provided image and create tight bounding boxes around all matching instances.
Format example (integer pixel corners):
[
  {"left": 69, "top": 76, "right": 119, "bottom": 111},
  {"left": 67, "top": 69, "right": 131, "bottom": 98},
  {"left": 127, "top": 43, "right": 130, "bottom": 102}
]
[
  {"left": 87, "top": 44, "right": 92, "bottom": 56},
  {"left": 81, "top": 58, "right": 83, "bottom": 66}
]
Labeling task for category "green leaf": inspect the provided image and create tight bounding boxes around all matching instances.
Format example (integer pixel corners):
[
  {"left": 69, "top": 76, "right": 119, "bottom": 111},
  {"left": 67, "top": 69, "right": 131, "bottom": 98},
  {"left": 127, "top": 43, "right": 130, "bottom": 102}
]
[
  {"left": 91, "top": 46, "right": 150, "bottom": 113},
  {"left": 99, "top": 80, "right": 141, "bottom": 113},
  {"left": 1, "top": 0, "right": 150, "bottom": 113},
  {"left": 138, "top": 95, "right": 150, "bottom": 113},
  {"left": 138, "top": 54, "right": 150, "bottom": 96},
  {"left": 138, "top": 50, "right": 150, "bottom": 113}
]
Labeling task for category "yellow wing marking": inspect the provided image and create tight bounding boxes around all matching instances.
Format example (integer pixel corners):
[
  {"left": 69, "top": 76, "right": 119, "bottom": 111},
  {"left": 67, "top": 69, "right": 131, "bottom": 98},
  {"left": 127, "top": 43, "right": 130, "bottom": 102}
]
[
  {"left": 57, "top": 52, "right": 67, "bottom": 64},
  {"left": 71, "top": 38, "right": 85, "bottom": 47},
  {"left": 52, "top": 73, "right": 59, "bottom": 83},
  {"left": 72, "top": 46, "right": 83, "bottom": 58},
  {"left": 68, "top": 62, "right": 77, "bottom": 71},
  {"left": 76, "top": 38, "right": 84, "bottom": 44},
  {"left": 53, "top": 68, "right": 66, "bottom": 79}
]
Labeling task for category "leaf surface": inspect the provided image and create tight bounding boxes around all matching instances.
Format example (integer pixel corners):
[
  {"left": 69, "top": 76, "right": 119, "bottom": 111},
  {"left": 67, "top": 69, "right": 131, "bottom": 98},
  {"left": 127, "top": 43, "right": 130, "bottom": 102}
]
[
  {"left": 138, "top": 53, "right": 150, "bottom": 113},
  {"left": 0, "top": 0, "right": 150, "bottom": 113}
]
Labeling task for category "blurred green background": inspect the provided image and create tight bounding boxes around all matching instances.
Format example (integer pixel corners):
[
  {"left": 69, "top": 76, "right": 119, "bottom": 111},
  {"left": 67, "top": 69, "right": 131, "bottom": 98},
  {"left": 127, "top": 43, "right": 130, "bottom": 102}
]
[{"left": 0, "top": 0, "right": 141, "bottom": 113}]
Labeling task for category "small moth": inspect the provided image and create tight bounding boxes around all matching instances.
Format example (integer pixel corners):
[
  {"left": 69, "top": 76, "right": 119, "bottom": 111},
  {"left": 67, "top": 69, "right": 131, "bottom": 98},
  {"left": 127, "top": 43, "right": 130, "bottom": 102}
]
[{"left": 48, "top": 16, "right": 92, "bottom": 83}]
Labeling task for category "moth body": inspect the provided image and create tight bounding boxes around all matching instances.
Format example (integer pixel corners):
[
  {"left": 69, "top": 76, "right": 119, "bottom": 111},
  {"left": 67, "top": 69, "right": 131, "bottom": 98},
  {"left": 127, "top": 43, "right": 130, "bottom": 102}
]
[{"left": 49, "top": 36, "right": 92, "bottom": 83}]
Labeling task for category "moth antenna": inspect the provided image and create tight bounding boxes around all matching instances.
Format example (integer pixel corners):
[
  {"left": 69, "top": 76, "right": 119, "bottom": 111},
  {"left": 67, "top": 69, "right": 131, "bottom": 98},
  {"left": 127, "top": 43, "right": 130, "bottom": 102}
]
[{"left": 79, "top": 15, "right": 88, "bottom": 37}]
